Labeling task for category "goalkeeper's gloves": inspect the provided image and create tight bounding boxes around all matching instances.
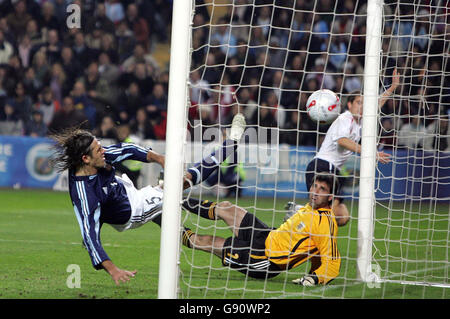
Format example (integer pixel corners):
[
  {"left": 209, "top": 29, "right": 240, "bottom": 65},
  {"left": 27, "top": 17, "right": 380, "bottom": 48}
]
[{"left": 292, "top": 274, "right": 319, "bottom": 286}]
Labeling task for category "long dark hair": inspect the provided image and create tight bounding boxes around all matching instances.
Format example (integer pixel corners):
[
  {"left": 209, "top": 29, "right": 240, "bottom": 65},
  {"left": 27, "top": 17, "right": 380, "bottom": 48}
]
[{"left": 50, "top": 128, "right": 95, "bottom": 173}]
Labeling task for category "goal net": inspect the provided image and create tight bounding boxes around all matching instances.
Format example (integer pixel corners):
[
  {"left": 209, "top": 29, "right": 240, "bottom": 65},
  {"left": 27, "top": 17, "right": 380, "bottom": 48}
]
[
  {"left": 165, "top": 0, "right": 449, "bottom": 298},
  {"left": 372, "top": 0, "right": 449, "bottom": 293}
]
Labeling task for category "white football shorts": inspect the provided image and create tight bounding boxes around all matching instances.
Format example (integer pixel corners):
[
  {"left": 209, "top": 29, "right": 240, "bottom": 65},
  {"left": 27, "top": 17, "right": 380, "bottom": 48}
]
[{"left": 111, "top": 174, "right": 163, "bottom": 232}]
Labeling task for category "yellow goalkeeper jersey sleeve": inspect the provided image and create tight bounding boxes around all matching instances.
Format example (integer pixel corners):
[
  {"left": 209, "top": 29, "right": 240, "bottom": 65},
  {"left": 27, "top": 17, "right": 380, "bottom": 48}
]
[{"left": 264, "top": 203, "right": 340, "bottom": 284}]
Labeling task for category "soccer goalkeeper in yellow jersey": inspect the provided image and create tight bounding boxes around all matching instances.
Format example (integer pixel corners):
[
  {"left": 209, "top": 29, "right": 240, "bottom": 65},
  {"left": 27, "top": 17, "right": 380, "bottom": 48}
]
[{"left": 181, "top": 173, "right": 340, "bottom": 286}]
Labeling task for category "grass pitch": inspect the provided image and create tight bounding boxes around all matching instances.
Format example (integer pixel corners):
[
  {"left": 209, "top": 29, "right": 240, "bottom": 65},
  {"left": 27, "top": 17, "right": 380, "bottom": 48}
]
[{"left": 0, "top": 189, "right": 448, "bottom": 299}]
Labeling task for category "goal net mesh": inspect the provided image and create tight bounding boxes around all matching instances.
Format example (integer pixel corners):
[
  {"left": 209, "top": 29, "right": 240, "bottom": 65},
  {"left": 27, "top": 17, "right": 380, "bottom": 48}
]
[{"left": 176, "top": 0, "right": 449, "bottom": 298}]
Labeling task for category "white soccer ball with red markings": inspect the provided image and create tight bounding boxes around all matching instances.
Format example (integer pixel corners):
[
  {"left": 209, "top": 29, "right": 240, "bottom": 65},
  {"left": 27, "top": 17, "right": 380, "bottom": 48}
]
[{"left": 306, "top": 89, "right": 341, "bottom": 124}]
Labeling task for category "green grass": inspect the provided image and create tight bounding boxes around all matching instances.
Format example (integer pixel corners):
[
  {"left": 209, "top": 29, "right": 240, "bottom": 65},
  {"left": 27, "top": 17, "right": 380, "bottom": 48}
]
[{"left": 0, "top": 189, "right": 448, "bottom": 299}]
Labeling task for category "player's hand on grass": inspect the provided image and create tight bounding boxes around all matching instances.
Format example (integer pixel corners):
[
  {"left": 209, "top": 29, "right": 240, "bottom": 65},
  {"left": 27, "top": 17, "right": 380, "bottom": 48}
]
[
  {"left": 102, "top": 260, "right": 137, "bottom": 285},
  {"left": 110, "top": 268, "right": 137, "bottom": 286},
  {"left": 292, "top": 274, "right": 318, "bottom": 286},
  {"left": 377, "top": 151, "right": 391, "bottom": 164}
]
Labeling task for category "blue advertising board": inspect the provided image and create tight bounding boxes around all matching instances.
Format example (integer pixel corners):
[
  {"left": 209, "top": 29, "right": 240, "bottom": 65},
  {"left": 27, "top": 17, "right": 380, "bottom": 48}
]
[
  {"left": 1, "top": 136, "right": 449, "bottom": 201},
  {"left": 0, "top": 136, "right": 60, "bottom": 189}
]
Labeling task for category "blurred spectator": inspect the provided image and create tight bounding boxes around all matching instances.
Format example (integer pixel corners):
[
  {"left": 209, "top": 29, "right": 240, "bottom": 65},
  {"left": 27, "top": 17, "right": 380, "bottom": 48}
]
[
  {"left": 266, "top": 37, "right": 287, "bottom": 69},
  {"left": 6, "top": 81, "right": 33, "bottom": 124},
  {"left": 125, "top": 3, "right": 150, "bottom": 50},
  {"left": 211, "top": 17, "right": 237, "bottom": 57},
  {"left": 30, "top": 29, "right": 62, "bottom": 66},
  {"left": 117, "top": 81, "right": 144, "bottom": 123},
  {"left": 424, "top": 116, "right": 450, "bottom": 152},
  {"left": 333, "top": 75, "right": 346, "bottom": 94},
  {"left": 18, "top": 34, "right": 32, "bottom": 68},
  {"left": 248, "top": 26, "right": 267, "bottom": 59},
  {"left": 284, "top": 53, "right": 306, "bottom": 91},
  {"left": 343, "top": 63, "right": 362, "bottom": 93},
  {"left": 122, "top": 43, "right": 159, "bottom": 76},
  {"left": 72, "top": 31, "right": 96, "bottom": 69},
  {"left": 378, "top": 117, "right": 396, "bottom": 150},
  {"left": 32, "top": 50, "right": 50, "bottom": 86},
  {"left": 25, "top": 19, "right": 44, "bottom": 47},
  {"left": 0, "top": 102, "right": 24, "bottom": 136},
  {"left": 33, "top": 87, "right": 60, "bottom": 126},
  {"left": 115, "top": 20, "right": 136, "bottom": 63},
  {"left": 190, "top": 69, "right": 210, "bottom": 106},
  {"left": 145, "top": 82, "right": 167, "bottom": 112},
  {"left": 70, "top": 80, "right": 97, "bottom": 127},
  {"left": 397, "top": 114, "right": 427, "bottom": 149},
  {"left": 236, "top": 87, "right": 257, "bottom": 122},
  {"left": 304, "top": 57, "right": 336, "bottom": 90},
  {"left": 280, "top": 110, "right": 300, "bottom": 146},
  {"left": 48, "top": 95, "right": 89, "bottom": 132},
  {"left": 38, "top": 2, "right": 60, "bottom": 34},
  {"left": 52, "top": 0, "right": 73, "bottom": 28},
  {"left": 129, "top": 107, "right": 155, "bottom": 140},
  {"left": 49, "top": 62, "right": 70, "bottom": 102},
  {"left": 120, "top": 62, "right": 154, "bottom": 98},
  {"left": 85, "top": 2, "right": 116, "bottom": 35},
  {"left": 255, "top": 6, "right": 271, "bottom": 37},
  {"left": 0, "top": 30, "right": 13, "bottom": 65},
  {"left": 105, "top": 0, "right": 125, "bottom": 24},
  {"left": 25, "top": 109, "right": 47, "bottom": 137},
  {"left": 196, "top": 104, "right": 215, "bottom": 137},
  {"left": 99, "top": 33, "right": 119, "bottom": 64},
  {"left": 78, "top": 61, "right": 114, "bottom": 116},
  {"left": 0, "top": 61, "right": 16, "bottom": 95},
  {"left": 148, "top": 0, "right": 172, "bottom": 43},
  {"left": 252, "top": 103, "right": 277, "bottom": 144},
  {"left": 225, "top": 56, "right": 243, "bottom": 86},
  {"left": 202, "top": 51, "right": 222, "bottom": 85},
  {"left": 6, "top": 0, "right": 32, "bottom": 39},
  {"left": 23, "top": 67, "right": 42, "bottom": 100},
  {"left": 328, "top": 35, "right": 348, "bottom": 72},
  {"left": 266, "top": 90, "right": 286, "bottom": 128},
  {"left": 60, "top": 46, "right": 81, "bottom": 89},
  {"left": 98, "top": 51, "right": 120, "bottom": 86},
  {"left": 0, "top": 67, "right": 7, "bottom": 98},
  {"left": 93, "top": 114, "right": 118, "bottom": 139},
  {"left": 85, "top": 27, "right": 103, "bottom": 51},
  {"left": 145, "top": 83, "right": 167, "bottom": 140},
  {"left": 252, "top": 103, "right": 277, "bottom": 128}
]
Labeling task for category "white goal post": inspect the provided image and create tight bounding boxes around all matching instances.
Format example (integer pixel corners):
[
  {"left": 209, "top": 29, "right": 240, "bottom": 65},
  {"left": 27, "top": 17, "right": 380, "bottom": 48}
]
[
  {"left": 157, "top": 0, "right": 193, "bottom": 299},
  {"left": 356, "top": 0, "right": 383, "bottom": 283}
]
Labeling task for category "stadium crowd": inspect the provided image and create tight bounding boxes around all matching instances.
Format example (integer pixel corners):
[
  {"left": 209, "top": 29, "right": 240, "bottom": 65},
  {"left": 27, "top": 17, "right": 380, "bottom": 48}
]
[{"left": 0, "top": 0, "right": 448, "bottom": 151}]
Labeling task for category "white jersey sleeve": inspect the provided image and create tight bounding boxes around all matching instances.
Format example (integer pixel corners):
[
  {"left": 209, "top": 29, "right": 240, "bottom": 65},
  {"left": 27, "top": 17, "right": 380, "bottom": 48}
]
[{"left": 315, "top": 111, "right": 361, "bottom": 168}]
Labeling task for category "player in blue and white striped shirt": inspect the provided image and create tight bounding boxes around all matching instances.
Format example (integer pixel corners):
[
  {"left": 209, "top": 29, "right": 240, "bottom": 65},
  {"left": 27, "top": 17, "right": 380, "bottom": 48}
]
[{"left": 51, "top": 113, "right": 246, "bottom": 285}]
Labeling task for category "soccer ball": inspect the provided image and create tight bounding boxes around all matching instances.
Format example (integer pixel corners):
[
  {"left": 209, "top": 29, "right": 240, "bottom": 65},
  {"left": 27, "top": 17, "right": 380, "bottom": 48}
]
[{"left": 306, "top": 89, "right": 341, "bottom": 124}]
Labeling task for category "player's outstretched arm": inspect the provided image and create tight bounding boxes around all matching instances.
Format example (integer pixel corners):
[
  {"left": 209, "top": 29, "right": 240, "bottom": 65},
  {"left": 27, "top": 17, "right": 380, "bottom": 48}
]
[
  {"left": 338, "top": 137, "right": 391, "bottom": 164},
  {"left": 146, "top": 149, "right": 165, "bottom": 167},
  {"left": 101, "top": 260, "right": 137, "bottom": 285},
  {"left": 337, "top": 137, "right": 361, "bottom": 154},
  {"left": 379, "top": 68, "right": 401, "bottom": 109}
]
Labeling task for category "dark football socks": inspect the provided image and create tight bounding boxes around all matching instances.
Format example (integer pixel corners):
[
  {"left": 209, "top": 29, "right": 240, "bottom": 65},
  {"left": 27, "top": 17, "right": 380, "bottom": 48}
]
[
  {"left": 186, "top": 139, "right": 238, "bottom": 186},
  {"left": 182, "top": 197, "right": 217, "bottom": 220}
]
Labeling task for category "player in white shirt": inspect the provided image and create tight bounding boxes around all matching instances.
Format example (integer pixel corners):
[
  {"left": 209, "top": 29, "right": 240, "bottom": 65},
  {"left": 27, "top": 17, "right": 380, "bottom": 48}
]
[{"left": 288, "top": 69, "right": 400, "bottom": 226}]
